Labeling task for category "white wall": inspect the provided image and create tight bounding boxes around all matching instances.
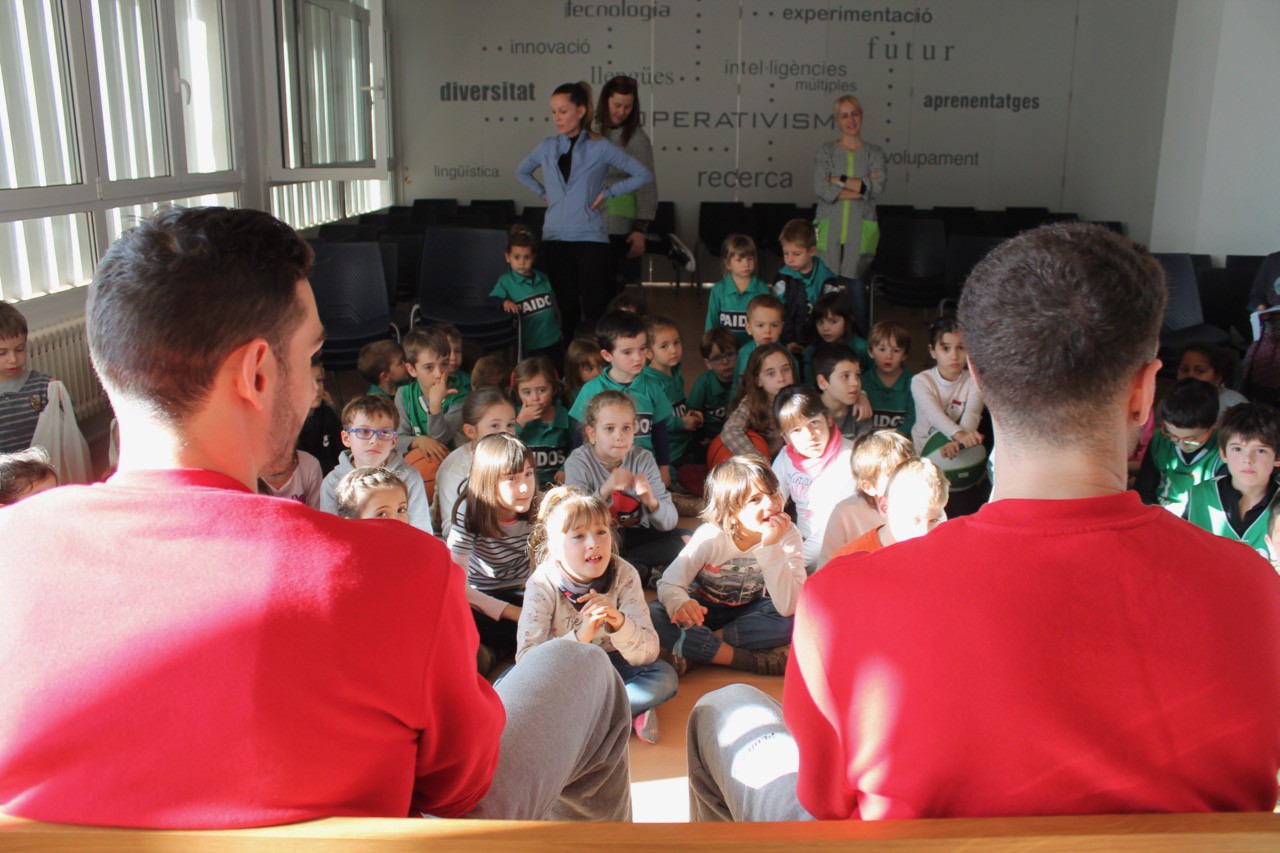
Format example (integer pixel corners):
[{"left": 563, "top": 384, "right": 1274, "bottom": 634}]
[
  {"left": 1151, "top": 0, "right": 1280, "bottom": 256},
  {"left": 387, "top": 0, "right": 1183, "bottom": 244}
]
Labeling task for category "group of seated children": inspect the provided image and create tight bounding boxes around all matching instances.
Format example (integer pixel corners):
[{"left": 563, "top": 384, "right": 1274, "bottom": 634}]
[{"left": 1135, "top": 340, "right": 1280, "bottom": 561}]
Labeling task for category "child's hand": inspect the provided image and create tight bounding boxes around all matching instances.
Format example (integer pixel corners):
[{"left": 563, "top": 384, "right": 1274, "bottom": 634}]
[
  {"left": 601, "top": 467, "right": 634, "bottom": 499},
  {"left": 854, "top": 392, "right": 873, "bottom": 421},
  {"left": 554, "top": 469, "right": 565, "bottom": 485},
  {"left": 787, "top": 342, "right": 806, "bottom": 357},
  {"left": 578, "top": 591, "right": 624, "bottom": 632},
  {"left": 502, "top": 299, "right": 520, "bottom": 314},
  {"left": 516, "top": 401, "right": 544, "bottom": 427},
  {"left": 953, "top": 430, "right": 983, "bottom": 449},
  {"left": 672, "top": 600, "right": 707, "bottom": 629},
  {"left": 760, "top": 512, "right": 793, "bottom": 548},
  {"left": 426, "top": 375, "right": 451, "bottom": 411},
  {"left": 940, "top": 440, "right": 963, "bottom": 460},
  {"left": 683, "top": 410, "right": 705, "bottom": 432},
  {"left": 321, "top": 389, "right": 336, "bottom": 407},
  {"left": 501, "top": 603, "right": 522, "bottom": 622},
  {"left": 412, "top": 435, "right": 449, "bottom": 462}
]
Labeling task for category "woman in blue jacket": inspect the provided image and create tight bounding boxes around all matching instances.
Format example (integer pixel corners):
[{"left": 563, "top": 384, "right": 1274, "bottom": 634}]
[{"left": 517, "top": 81, "right": 653, "bottom": 341}]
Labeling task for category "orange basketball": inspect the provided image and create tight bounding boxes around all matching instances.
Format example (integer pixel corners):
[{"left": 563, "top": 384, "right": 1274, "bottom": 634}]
[
  {"left": 706, "top": 431, "right": 770, "bottom": 468},
  {"left": 404, "top": 447, "right": 442, "bottom": 503}
]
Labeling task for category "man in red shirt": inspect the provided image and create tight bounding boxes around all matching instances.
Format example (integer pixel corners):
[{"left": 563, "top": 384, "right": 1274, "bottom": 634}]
[
  {"left": 687, "top": 223, "right": 1280, "bottom": 821},
  {"left": 0, "top": 208, "right": 631, "bottom": 828}
]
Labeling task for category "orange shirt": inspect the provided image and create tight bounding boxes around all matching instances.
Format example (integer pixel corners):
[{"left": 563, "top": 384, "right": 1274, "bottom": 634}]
[{"left": 829, "top": 524, "right": 886, "bottom": 560}]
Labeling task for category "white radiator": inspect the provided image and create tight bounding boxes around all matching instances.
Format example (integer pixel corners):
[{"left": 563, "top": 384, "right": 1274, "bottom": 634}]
[{"left": 26, "top": 317, "right": 109, "bottom": 420}]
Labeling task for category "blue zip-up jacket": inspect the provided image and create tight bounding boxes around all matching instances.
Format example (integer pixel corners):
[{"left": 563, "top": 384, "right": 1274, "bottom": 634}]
[{"left": 516, "top": 133, "right": 654, "bottom": 243}]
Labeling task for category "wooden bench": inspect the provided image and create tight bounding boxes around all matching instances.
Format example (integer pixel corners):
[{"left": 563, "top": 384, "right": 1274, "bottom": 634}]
[{"left": 1, "top": 812, "right": 1277, "bottom": 851}]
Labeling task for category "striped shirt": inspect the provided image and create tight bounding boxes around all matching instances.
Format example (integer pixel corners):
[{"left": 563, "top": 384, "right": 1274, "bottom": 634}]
[
  {"left": 445, "top": 501, "right": 531, "bottom": 592},
  {"left": 0, "top": 370, "right": 52, "bottom": 454}
]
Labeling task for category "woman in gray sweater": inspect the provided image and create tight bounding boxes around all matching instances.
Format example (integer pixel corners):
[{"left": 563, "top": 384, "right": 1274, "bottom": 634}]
[{"left": 812, "top": 95, "right": 887, "bottom": 284}]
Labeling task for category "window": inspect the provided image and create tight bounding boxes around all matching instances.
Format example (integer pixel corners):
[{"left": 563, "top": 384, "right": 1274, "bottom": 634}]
[{"left": 1, "top": 0, "right": 243, "bottom": 304}]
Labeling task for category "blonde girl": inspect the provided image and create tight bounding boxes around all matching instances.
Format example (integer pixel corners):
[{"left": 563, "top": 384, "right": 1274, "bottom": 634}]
[
  {"left": 435, "top": 388, "right": 518, "bottom": 537},
  {"left": 650, "top": 457, "right": 806, "bottom": 675},
  {"left": 446, "top": 433, "right": 537, "bottom": 659},
  {"left": 519, "top": 486, "right": 677, "bottom": 743},
  {"left": 715, "top": 343, "right": 796, "bottom": 463},
  {"left": 511, "top": 356, "right": 572, "bottom": 488},
  {"left": 563, "top": 390, "right": 684, "bottom": 587},
  {"left": 334, "top": 467, "right": 410, "bottom": 522}
]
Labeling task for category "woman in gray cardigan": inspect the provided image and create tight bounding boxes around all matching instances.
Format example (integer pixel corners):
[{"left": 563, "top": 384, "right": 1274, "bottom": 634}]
[{"left": 812, "top": 95, "right": 887, "bottom": 283}]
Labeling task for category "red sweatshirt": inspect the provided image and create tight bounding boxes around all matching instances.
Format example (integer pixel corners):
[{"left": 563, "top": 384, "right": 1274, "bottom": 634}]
[
  {"left": 0, "top": 470, "right": 504, "bottom": 828},
  {"left": 785, "top": 491, "right": 1280, "bottom": 820}
]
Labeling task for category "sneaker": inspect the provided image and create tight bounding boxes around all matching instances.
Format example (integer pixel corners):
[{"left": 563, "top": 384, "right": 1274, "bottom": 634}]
[
  {"left": 750, "top": 645, "right": 791, "bottom": 676},
  {"left": 668, "top": 233, "right": 696, "bottom": 272},
  {"left": 632, "top": 709, "right": 660, "bottom": 744}
]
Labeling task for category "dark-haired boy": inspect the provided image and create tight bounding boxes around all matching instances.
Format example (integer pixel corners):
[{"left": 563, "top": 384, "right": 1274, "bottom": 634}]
[
  {"left": 1184, "top": 402, "right": 1280, "bottom": 557},
  {"left": 688, "top": 328, "right": 738, "bottom": 446},
  {"left": 569, "top": 310, "right": 674, "bottom": 478},
  {"left": 357, "top": 339, "right": 410, "bottom": 398},
  {"left": 296, "top": 354, "right": 345, "bottom": 475},
  {"left": 395, "top": 327, "right": 453, "bottom": 459},
  {"left": 1134, "top": 378, "right": 1222, "bottom": 515},
  {"left": 0, "top": 302, "right": 53, "bottom": 455},
  {"left": 774, "top": 218, "right": 841, "bottom": 353},
  {"left": 862, "top": 320, "right": 915, "bottom": 438},
  {"left": 812, "top": 343, "right": 873, "bottom": 439}
]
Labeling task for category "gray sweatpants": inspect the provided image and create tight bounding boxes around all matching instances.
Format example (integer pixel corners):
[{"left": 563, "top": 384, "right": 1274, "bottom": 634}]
[
  {"left": 686, "top": 683, "right": 814, "bottom": 822},
  {"left": 467, "top": 639, "right": 633, "bottom": 821}
]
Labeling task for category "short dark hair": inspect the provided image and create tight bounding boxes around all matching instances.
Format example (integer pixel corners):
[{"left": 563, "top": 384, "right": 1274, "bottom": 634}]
[
  {"left": 773, "top": 384, "right": 827, "bottom": 432},
  {"left": 356, "top": 339, "right": 404, "bottom": 385},
  {"left": 928, "top": 315, "right": 961, "bottom": 349},
  {"left": 0, "top": 447, "right": 56, "bottom": 505},
  {"left": 1180, "top": 341, "right": 1235, "bottom": 386},
  {"left": 87, "top": 206, "right": 312, "bottom": 423},
  {"left": 595, "top": 309, "right": 647, "bottom": 353},
  {"left": 811, "top": 343, "right": 860, "bottom": 382},
  {"left": 700, "top": 327, "right": 738, "bottom": 359},
  {"left": 1162, "top": 378, "right": 1220, "bottom": 430},
  {"left": 1217, "top": 402, "right": 1280, "bottom": 454},
  {"left": 644, "top": 314, "right": 680, "bottom": 345},
  {"left": 957, "top": 223, "right": 1166, "bottom": 446},
  {"left": 0, "top": 301, "right": 29, "bottom": 340}
]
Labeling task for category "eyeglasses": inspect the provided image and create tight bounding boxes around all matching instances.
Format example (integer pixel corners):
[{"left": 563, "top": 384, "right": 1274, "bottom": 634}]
[
  {"left": 344, "top": 427, "right": 397, "bottom": 442},
  {"left": 1160, "top": 424, "right": 1213, "bottom": 447},
  {"left": 708, "top": 352, "right": 737, "bottom": 365}
]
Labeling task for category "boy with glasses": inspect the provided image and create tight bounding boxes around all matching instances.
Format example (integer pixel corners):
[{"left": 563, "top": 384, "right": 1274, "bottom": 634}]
[
  {"left": 689, "top": 328, "right": 739, "bottom": 450},
  {"left": 1135, "top": 378, "right": 1223, "bottom": 515},
  {"left": 321, "top": 395, "right": 434, "bottom": 533}
]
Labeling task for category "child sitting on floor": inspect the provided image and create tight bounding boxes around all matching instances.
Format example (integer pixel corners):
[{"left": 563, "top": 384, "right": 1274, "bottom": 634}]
[
  {"left": 297, "top": 354, "right": 344, "bottom": 475},
  {"left": 1184, "top": 402, "right": 1280, "bottom": 559},
  {"left": 817, "top": 429, "right": 916, "bottom": 567},
  {"left": 436, "top": 388, "right": 518, "bottom": 538},
  {"left": 862, "top": 320, "right": 915, "bottom": 437},
  {"left": 258, "top": 449, "right": 323, "bottom": 509},
  {"left": 827, "top": 458, "right": 949, "bottom": 559},
  {"left": 1177, "top": 341, "right": 1247, "bottom": 414},
  {"left": 1135, "top": 378, "right": 1223, "bottom": 515},
  {"left": 356, "top": 339, "right": 409, "bottom": 399},
  {"left": 713, "top": 343, "right": 795, "bottom": 465},
  {"left": 771, "top": 385, "right": 856, "bottom": 570},
  {"left": 802, "top": 291, "right": 868, "bottom": 383},
  {"left": 0, "top": 446, "right": 58, "bottom": 505},
  {"left": 320, "top": 395, "right": 433, "bottom": 534},
  {"left": 334, "top": 466, "right": 410, "bottom": 522},
  {"left": 812, "top": 343, "right": 872, "bottom": 440},
  {"left": 651, "top": 456, "right": 806, "bottom": 676},
  {"left": 519, "top": 486, "right": 678, "bottom": 744},
  {"left": 705, "top": 233, "right": 769, "bottom": 346},
  {"left": 564, "top": 338, "right": 604, "bottom": 408},
  {"left": 512, "top": 356, "right": 573, "bottom": 490},
  {"left": 564, "top": 390, "right": 685, "bottom": 587}
]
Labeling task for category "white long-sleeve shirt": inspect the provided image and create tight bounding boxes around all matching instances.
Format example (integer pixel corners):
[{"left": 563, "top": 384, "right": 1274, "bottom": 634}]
[
  {"left": 435, "top": 441, "right": 473, "bottom": 538},
  {"left": 772, "top": 438, "right": 856, "bottom": 569},
  {"left": 515, "top": 557, "right": 657, "bottom": 665},
  {"left": 563, "top": 445, "right": 677, "bottom": 532},
  {"left": 446, "top": 500, "right": 531, "bottom": 621},
  {"left": 817, "top": 494, "right": 884, "bottom": 568},
  {"left": 911, "top": 367, "right": 985, "bottom": 453},
  {"left": 656, "top": 522, "right": 807, "bottom": 619}
]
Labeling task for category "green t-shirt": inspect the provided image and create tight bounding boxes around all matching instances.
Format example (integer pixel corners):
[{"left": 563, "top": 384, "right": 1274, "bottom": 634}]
[
  {"left": 569, "top": 369, "right": 674, "bottom": 457},
  {"left": 490, "top": 269, "right": 561, "bottom": 352},
  {"left": 862, "top": 367, "right": 915, "bottom": 438},
  {"left": 705, "top": 275, "right": 771, "bottom": 346},
  {"left": 802, "top": 334, "right": 870, "bottom": 384},
  {"left": 367, "top": 383, "right": 392, "bottom": 398},
  {"left": 779, "top": 255, "right": 839, "bottom": 306},
  {"left": 397, "top": 382, "right": 432, "bottom": 436},
  {"left": 642, "top": 364, "right": 693, "bottom": 464},
  {"left": 1185, "top": 475, "right": 1279, "bottom": 558},
  {"left": 1148, "top": 430, "right": 1223, "bottom": 516},
  {"left": 519, "top": 402, "right": 573, "bottom": 486},
  {"left": 688, "top": 369, "right": 733, "bottom": 438}
]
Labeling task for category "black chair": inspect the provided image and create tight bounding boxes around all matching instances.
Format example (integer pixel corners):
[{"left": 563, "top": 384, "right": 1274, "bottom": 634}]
[
  {"left": 871, "top": 218, "right": 948, "bottom": 319},
  {"left": 876, "top": 204, "right": 915, "bottom": 219},
  {"left": 1189, "top": 253, "right": 1212, "bottom": 273},
  {"left": 412, "top": 226, "right": 516, "bottom": 352},
  {"left": 940, "top": 235, "right": 1003, "bottom": 312},
  {"left": 412, "top": 198, "right": 459, "bottom": 226},
  {"left": 697, "top": 201, "right": 755, "bottom": 287},
  {"left": 1006, "top": 206, "right": 1052, "bottom": 235},
  {"left": 468, "top": 199, "right": 518, "bottom": 227},
  {"left": 751, "top": 202, "right": 804, "bottom": 258},
  {"left": 318, "top": 222, "right": 378, "bottom": 242},
  {"left": 360, "top": 212, "right": 413, "bottom": 234},
  {"left": 1153, "top": 252, "right": 1229, "bottom": 366},
  {"left": 1226, "top": 254, "right": 1266, "bottom": 282},
  {"left": 1196, "top": 267, "right": 1252, "bottom": 341},
  {"left": 305, "top": 241, "right": 400, "bottom": 382}
]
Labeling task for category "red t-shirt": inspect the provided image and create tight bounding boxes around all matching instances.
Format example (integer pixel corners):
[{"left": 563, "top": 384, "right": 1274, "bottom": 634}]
[
  {"left": 829, "top": 525, "right": 886, "bottom": 560},
  {"left": 785, "top": 491, "right": 1280, "bottom": 820},
  {"left": 0, "top": 469, "right": 504, "bottom": 828}
]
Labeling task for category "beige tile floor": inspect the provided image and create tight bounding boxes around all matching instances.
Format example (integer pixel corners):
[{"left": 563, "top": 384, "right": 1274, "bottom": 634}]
[{"left": 337, "top": 276, "right": 937, "bottom": 821}]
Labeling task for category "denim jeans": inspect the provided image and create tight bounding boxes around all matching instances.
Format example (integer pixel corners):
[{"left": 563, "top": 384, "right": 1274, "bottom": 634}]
[
  {"left": 647, "top": 595, "right": 794, "bottom": 663},
  {"left": 608, "top": 651, "right": 678, "bottom": 717}
]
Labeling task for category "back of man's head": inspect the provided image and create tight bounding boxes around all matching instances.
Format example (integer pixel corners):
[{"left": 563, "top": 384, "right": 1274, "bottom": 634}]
[
  {"left": 88, "top": 207, "right": 312, "bottom": 424},
  {"left": 958, "top": 223, "right": 1165, "bottom": 446}
]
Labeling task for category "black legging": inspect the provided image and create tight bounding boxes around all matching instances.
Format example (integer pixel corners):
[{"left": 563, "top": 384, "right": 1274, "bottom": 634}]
[{"left": 543, "top": 240, "right": 614, "bottom": 342}]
